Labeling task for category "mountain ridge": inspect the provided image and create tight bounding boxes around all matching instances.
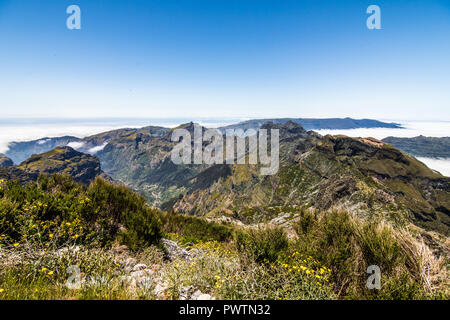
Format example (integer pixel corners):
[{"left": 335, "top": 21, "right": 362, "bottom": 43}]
[
  {"left": 382, "top": 136, "right": 450, "bottom": 158},
  {"left": 4, "top": 117, "right": 400, "bottom": 164},
  {"left": 218, "top": 117, "right": 402, "bottom": 132},
  {"left": 1, "top": 120, "right": 449, "bottom": 235}
]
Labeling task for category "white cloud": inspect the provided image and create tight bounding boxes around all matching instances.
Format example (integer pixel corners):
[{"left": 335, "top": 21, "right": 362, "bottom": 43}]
[
  {"left": 37, "top": 139, "right": 51, "bottom": 145},
  {"left": 315, "top": 121, "right": 450, "bottom": 140},
  {"left": 416, "top": 157, "right": 450, "bottom": 177},
  {"left": 88, "top": 143, "right": 108, "bottom": 154},
  {"left": 67, "top": 141, "right": 85, "bottom": 150}
]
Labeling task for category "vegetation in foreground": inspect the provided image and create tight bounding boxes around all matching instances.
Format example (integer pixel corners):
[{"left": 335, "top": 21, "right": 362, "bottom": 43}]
[{"left": 0, "top": 175, "right": 448, "bottom": 300}]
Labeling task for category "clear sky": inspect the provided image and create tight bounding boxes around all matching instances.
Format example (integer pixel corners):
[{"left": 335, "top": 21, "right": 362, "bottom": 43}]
[{"left": 0, "top": 0, "right": 449, "bottom": 120}]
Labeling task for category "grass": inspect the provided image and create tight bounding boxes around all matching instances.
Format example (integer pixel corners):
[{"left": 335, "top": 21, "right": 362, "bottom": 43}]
[{"left": 292, "top": 209, "right": 449, "bottom": 299}]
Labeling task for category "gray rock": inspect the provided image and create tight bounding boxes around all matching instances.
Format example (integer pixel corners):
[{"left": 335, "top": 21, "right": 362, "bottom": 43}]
[
  {"left": 162, "top": 239, "right": 191, "bottom": 260},
  {"left": 191, "top": 290, "right": 203, "bottom": 300},
  {"left": 191, "top": 290, "right": 215, "bottom": 300}
]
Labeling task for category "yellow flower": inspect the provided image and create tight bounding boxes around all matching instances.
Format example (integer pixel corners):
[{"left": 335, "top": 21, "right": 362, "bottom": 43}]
[
  {"left": 49, "top": 234, "right": 54, "bottom": 239},
  {"left": 13, "top": 243, "right": 19, "bottom": 247},
  {"left": 0, "top": 288, "right": 4, "bottom": 293},
  {"left": 47, "top": 271, "right": 54, "bottom": 276}
]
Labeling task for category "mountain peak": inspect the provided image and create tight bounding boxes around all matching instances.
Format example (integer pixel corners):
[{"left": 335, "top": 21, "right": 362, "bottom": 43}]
[
  {"left": 17, "top": 146, "right": 105, "bottom": 185},
  {"left": 260, "top": 120, "right": 308, "bottom": 141}
]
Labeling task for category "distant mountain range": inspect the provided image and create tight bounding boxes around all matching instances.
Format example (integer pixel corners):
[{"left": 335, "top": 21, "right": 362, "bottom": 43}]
[
  {"left": 5, "top": 117, "right": 401, "bottom": 164},
  {"left": 218, "top": 117, "right": 402, "bottom": 132},
  {"left": 382, "top": 136, "right": 450, "bottom": 158},
  {"left": 1, "top": 120, "right": 448, "bottom": 236}
]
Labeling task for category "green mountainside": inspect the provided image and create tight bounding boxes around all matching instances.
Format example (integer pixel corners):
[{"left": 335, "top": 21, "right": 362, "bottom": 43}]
[
  {"left": 0, "top": 146, "right": 107, "bottom": 185},
  {"left": 168, "top": 122, "right": 450, "bottom": 235},
  {"left": 2, "top": 121, "right": 449, "bottom": 235}
]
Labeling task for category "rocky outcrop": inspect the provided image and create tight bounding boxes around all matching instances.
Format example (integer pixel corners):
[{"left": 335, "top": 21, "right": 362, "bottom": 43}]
[
  {"left": 0, "top": 147, "right": 108, "bottom": 186},
  {"left": 0, "top": 166, "right": 38, "bottom": 184},
  {"left": 17, "top": 146, "right": 106, "bottom": 185}
]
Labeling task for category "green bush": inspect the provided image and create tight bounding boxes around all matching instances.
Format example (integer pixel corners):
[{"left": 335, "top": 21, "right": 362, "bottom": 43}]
[
  {"left": 234, "top": 226, "right": 288, "bottom": 263},
  {"left": 159, "top": 211, "right": 233, "bottom": 243},
  {"left": 0, "top": 175, "right": 162, "bottom": 250},
  {"left": 86, "top": 178, "right": 162, "bottom": 249}
]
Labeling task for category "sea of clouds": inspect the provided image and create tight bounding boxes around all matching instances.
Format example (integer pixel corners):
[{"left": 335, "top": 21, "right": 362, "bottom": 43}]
[
  {"left": 314, "top": 120, "right": 450, "bottom": 140},
  {"left": 0, "top": 119, "right": 448, "bottom": 176}
]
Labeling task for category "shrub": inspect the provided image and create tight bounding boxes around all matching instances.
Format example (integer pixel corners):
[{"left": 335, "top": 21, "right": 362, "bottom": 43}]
[
  {"left": 87, "top": 178, "right": 162, "bottom": 249},
  {"left": 159, "top": 211, "right": 233, "bottom": 243},
  {"left": 234, "top": 226, "right": 288, "bottom": 263},
  {"left": 292, "top": 209, "right": 446, "bottom": 299},
  {"left": 0, "top": 175, "right": 162, "bottom": 250}
]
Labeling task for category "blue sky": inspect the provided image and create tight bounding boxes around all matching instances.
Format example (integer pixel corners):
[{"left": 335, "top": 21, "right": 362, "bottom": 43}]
[{"left": 0, "top": 0, "right": 449, "bottom": 120}]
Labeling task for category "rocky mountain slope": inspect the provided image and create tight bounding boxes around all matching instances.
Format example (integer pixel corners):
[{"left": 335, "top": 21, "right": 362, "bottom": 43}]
[
  {"left": 3, "top": 118, "right": 401, "bottom": 165},
  {"left": 2, "top": 121, "right": 449, "bottom": 235},
  {"left": 168, "top": 122, "right": 450, "bottom": 235},
  {"left": 0, "top": 146, "right": 107, "bottom": 185}
]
